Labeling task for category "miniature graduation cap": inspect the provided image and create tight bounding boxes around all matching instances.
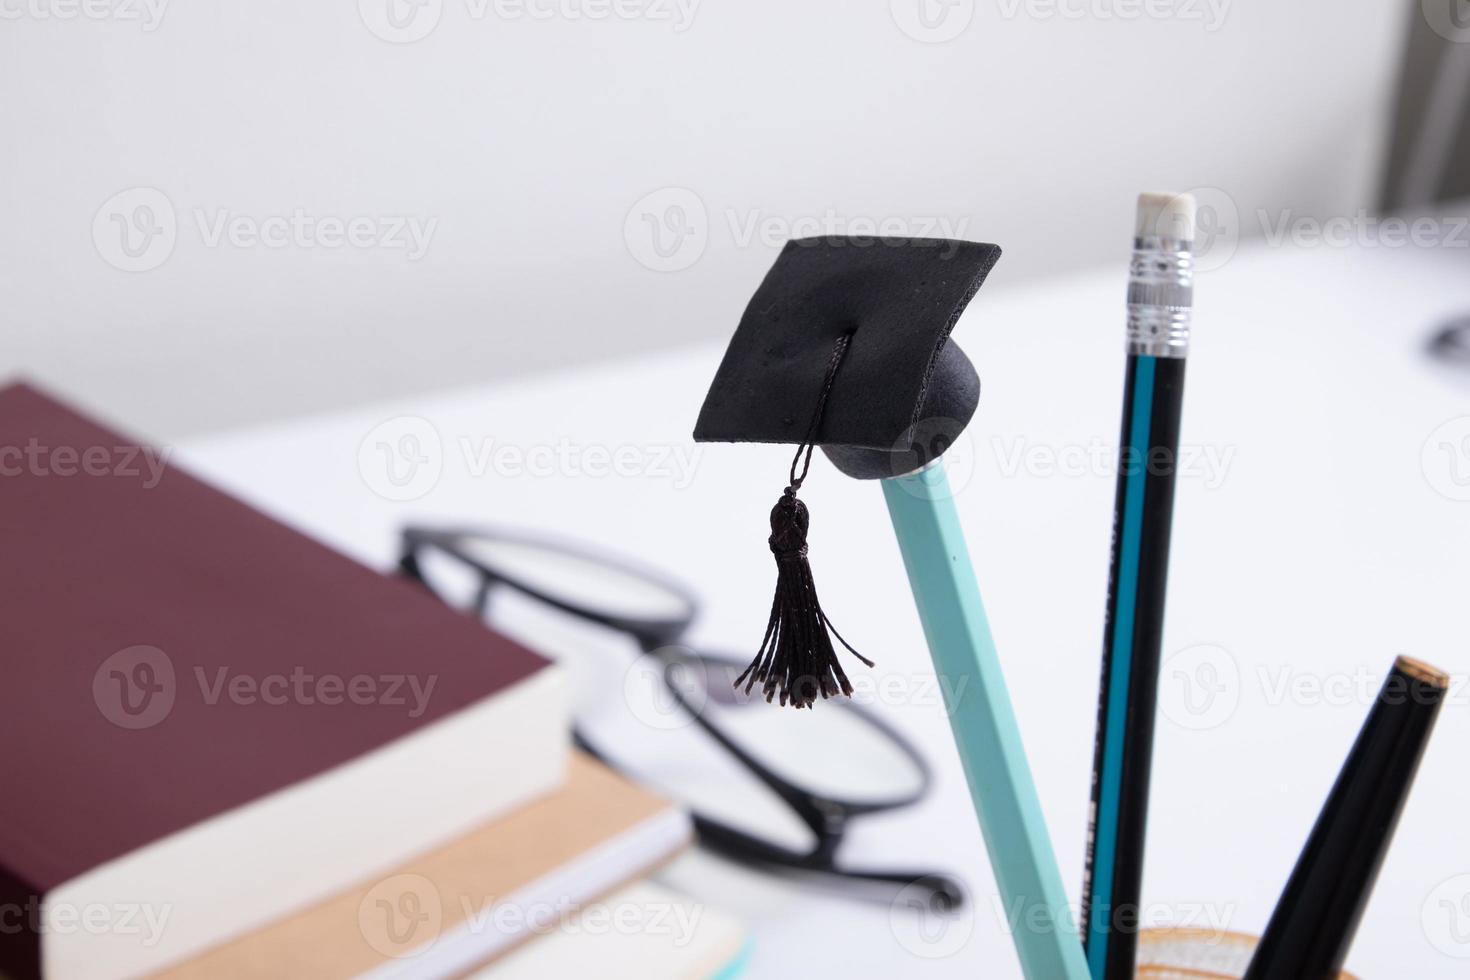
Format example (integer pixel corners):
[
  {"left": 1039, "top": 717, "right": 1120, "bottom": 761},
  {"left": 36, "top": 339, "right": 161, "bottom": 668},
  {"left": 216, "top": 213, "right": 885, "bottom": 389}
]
[{"left": 694, "top": 236, "right": 1002, "bottom": 707}]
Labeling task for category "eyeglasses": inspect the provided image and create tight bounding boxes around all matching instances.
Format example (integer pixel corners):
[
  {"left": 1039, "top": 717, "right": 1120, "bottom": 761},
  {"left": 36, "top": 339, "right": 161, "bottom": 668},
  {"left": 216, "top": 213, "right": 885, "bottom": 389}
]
[{"left": 398, "top": 525, "right": 963, "bottom": 911}]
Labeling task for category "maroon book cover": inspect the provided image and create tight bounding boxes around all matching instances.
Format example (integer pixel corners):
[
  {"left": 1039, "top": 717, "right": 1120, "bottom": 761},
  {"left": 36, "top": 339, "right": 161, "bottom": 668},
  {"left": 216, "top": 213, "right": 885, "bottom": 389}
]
[{"left": 0, "top": 382, "right": 561, "bottom": 978}]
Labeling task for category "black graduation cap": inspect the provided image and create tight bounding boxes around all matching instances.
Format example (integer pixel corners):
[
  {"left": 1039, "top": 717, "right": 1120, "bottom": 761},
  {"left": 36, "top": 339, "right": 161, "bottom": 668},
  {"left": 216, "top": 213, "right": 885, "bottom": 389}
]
[
  {"left": 695, "top": 236, "right": 1000, "bottom": 478},
  {"left": 692, "top": 236, "right": 1002, "bottom": 707}
]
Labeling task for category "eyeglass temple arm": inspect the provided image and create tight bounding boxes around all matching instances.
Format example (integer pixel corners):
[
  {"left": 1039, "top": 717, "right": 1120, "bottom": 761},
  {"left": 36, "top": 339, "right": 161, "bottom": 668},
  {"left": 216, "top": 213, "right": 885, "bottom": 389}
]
[
  {"left": 663, "top": 674, "right": 842, "bottom": 838},
  {"left": 694, "top": 814, "right": 964, "bottom": 910}
]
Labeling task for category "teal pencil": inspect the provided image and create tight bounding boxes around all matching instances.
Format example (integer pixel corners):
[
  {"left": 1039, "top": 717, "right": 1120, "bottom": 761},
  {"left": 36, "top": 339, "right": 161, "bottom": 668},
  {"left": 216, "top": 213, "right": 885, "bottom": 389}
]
[{"left": 883, "top": 462, "right": 1089, "bottom": 980}]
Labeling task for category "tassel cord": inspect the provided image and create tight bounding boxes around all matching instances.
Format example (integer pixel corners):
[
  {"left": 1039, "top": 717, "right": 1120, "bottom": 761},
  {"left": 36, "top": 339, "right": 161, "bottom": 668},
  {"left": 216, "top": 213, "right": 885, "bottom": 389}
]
[{"left": 733, "top": 333, "right": 874, "bottom": 708}]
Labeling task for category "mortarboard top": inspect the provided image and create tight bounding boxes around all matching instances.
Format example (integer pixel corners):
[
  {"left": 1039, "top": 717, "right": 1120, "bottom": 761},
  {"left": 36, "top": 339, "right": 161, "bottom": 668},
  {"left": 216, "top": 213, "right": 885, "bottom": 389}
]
[{"left": 693, "top": 236, "right": 1001, "bottom": 479}]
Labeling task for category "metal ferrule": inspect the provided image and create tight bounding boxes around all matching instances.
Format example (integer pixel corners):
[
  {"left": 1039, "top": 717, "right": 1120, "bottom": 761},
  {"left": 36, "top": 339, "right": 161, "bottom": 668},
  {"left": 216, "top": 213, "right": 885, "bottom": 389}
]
[{"left": 1126, "top": 235, "right": 1193, "bottom": 358}]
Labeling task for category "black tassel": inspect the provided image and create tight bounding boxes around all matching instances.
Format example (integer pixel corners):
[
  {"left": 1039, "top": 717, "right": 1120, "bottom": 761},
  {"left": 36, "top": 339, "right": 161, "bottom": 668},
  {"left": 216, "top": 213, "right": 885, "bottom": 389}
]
[{"left": 734, "top": 334, "right": 873, "bottom": 708}]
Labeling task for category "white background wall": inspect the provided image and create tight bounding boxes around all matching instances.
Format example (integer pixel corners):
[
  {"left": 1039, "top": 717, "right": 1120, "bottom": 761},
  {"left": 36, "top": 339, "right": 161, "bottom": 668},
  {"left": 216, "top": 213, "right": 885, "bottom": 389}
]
[{"left": 1, "top": 0, "right": 1407, "bottom": 438}]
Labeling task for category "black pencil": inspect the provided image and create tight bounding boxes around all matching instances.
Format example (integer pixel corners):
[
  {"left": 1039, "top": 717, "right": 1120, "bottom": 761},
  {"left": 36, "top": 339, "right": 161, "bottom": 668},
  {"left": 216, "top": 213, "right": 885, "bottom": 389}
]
[
  {"left": 1082, "top": 192, "right": 1196, "bottom": 979},
  {"left": 1243, "top": 655, "right": 1449, "bottom": 980}
]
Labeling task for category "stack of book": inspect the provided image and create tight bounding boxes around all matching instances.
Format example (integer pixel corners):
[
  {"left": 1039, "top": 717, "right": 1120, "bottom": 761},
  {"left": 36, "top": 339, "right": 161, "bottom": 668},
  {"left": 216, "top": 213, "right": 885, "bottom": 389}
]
[{"left": 0, "top": 383, "right": 745, "bottom": 980}]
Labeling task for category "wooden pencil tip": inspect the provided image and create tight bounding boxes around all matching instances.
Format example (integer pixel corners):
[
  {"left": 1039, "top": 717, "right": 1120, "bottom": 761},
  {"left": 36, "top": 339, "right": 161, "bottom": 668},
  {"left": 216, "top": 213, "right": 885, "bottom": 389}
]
[{"left": 1394, "top": 655, "right": 1450, "bottom": 688}]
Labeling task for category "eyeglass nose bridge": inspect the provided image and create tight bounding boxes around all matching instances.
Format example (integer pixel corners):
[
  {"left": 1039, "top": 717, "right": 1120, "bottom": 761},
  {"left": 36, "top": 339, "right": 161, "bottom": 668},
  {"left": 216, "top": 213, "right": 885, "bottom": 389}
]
[{"left": 808, "top": 799, "right": 850, "bottom": 857}]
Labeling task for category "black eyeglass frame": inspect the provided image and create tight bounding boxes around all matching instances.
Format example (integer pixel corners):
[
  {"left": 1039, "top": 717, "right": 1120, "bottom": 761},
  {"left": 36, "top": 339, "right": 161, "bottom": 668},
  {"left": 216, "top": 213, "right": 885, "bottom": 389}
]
[
  {"left": 1430, "top": 318, "right": 1470, "bottom": 363},
  {"left": 397, "top": 524, "right": 964, "bottom": 911}
]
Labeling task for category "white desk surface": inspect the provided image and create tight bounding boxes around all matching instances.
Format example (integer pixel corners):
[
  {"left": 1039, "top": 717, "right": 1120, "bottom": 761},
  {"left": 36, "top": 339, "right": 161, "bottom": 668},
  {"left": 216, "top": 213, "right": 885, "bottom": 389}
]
[{"left": 181, "top": 239, "right": 1470, "bottom": 978}]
